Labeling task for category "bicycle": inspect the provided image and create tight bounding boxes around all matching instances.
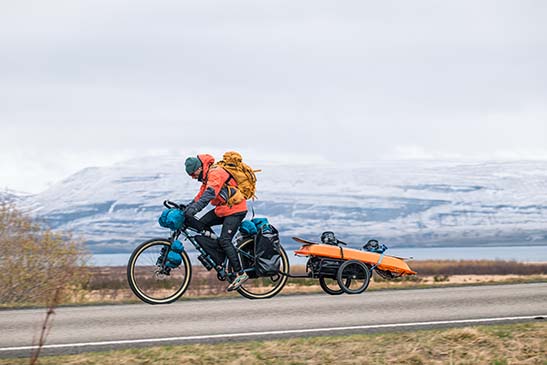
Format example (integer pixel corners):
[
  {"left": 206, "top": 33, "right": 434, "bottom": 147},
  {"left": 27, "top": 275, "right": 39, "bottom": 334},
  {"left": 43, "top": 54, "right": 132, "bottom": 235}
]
[{"left": 127, "top": 200, "right": 289, "bottom": 304}]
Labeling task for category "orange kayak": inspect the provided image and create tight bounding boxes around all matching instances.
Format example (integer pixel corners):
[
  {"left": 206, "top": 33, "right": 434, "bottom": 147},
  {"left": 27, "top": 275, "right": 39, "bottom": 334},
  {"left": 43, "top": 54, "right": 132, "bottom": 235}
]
[{"left": 294, "top": 244, "right": 416, "bottom": 276}]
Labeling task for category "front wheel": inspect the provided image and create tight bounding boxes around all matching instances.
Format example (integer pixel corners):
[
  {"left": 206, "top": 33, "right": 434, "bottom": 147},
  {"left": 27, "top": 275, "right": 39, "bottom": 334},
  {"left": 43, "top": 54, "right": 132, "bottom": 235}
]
[
  {"left": 235, "top": 239, "right": 289, "bottom": 299},
  {"left": 127, "top": 238, "right": 192, "bottom": 304}
]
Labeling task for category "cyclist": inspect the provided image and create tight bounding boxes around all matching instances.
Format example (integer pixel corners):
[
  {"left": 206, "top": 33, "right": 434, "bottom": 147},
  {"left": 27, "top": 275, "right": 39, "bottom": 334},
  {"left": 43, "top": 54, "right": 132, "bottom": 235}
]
[{"left": 184, "top": 154, "right": 249, "bottom": 291}]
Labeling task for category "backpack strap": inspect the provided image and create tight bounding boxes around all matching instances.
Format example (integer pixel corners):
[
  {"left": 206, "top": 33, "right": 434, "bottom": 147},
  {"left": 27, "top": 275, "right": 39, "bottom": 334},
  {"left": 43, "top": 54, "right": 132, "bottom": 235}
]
[
  {"left": 213, "top": 163, "right": 237, "bottom": 189},
  {"left": 213, "top": 164, "right": 237, "bottom": 207}
]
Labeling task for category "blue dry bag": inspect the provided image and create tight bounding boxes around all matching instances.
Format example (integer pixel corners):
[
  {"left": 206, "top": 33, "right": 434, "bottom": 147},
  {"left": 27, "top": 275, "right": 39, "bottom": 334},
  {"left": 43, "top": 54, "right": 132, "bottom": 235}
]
[
  {"left": 158, "top": 209, "right": 185, "bottom": 230},
  {"left": 239, "top": 220, "right": 258, "bottom": 236},
  {"left": 166, "top": 240, "right": 184, "bottom": 268},
  {"left": 251, "top": 217, "right": 272, "bottom": 233}
]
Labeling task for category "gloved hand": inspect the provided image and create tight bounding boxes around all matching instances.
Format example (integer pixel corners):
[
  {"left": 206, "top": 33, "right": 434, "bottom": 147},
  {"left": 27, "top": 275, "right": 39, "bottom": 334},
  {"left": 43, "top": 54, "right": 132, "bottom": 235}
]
[{"left": 184, "top": 203, "right": 199, "bottom": 217}]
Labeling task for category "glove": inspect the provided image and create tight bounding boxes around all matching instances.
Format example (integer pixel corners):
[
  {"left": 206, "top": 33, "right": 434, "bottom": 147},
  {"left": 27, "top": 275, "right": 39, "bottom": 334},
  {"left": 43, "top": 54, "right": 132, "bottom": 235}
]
[{"left": 184, "top": 203, "right": 198, "bottom": 217}]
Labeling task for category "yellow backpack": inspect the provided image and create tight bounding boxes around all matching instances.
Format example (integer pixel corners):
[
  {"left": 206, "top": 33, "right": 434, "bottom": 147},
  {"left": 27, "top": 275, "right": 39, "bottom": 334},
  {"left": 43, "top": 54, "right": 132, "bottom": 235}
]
[{"left": 215, "top": 151, "right": 260, "bottom": 206}]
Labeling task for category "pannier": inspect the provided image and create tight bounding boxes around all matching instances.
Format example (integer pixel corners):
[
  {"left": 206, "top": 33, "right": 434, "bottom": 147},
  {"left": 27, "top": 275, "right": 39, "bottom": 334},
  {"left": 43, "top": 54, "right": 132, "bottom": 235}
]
[
  {"left": 254, "top": 221, "right": 281, "bottom": 276},
  {"left": 238, "top": 217, "right": 282, "bottom": 277}
]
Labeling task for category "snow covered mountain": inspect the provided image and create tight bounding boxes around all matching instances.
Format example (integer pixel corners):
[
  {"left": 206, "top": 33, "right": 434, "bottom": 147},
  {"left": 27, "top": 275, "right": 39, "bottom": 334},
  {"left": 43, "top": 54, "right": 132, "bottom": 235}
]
[
  {"left": 13, "top": 157, "right": 547, "bottom": 253},
  {"left": 0, "top": 189, "right": 28, "bottom": 203}
]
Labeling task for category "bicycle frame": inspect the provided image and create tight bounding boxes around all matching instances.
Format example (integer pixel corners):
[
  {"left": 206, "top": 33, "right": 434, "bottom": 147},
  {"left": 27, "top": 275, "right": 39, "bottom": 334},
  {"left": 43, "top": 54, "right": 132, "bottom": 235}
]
[{"left": 168, "top": 226, "right": 257, "bottom": 281}]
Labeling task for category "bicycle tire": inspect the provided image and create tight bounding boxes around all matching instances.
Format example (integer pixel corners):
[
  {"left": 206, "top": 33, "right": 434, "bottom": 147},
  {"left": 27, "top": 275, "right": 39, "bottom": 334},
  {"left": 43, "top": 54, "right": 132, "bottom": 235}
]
[
  {"left": 127, "top": 238, "right": 192, "bottom": 304},
  {"left": 336, "top": 260, "right": 370, "bottom": 294},
  {"left": 319, "top": 275, "right": 350, "bottom": 295},
  {"left": 235, "top": 238, "right": 289, "bottom": 300}
]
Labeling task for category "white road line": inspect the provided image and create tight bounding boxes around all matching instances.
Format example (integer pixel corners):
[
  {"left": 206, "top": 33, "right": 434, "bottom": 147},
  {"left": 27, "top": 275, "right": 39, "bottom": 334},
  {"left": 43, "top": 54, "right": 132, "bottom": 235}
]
[{"left": 1, "top": 315, "right": 544, "bottom": 352}]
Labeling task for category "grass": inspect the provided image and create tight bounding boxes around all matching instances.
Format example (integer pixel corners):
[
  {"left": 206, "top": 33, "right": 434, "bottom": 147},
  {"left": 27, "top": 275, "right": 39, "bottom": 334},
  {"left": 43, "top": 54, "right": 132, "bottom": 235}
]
[
  {"left": 68, "top": 264, "right": 547, "bottom": 306},
  {"left": 1, "top": 322, "right": 545, "bottom": 364}
]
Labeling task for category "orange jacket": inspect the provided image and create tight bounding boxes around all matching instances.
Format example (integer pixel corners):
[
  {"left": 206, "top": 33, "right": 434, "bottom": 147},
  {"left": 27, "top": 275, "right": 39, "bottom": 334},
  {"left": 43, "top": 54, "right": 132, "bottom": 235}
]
[{"left": 193, "top": 154, "right": 248, "bottom": 217}]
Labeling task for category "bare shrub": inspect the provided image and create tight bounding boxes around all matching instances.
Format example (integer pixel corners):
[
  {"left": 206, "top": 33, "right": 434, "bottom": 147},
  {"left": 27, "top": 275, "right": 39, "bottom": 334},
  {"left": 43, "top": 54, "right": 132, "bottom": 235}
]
[
  {"left": 29, "top": 287, "right": 62, "bottom": 365},
  {"left": 0, "top": 202, "right": 89, "bottom": 306}
]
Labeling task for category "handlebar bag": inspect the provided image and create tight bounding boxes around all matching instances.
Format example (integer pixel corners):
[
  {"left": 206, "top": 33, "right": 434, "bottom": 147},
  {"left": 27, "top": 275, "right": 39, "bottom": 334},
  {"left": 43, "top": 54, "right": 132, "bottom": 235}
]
[{"left": 158, "top": 209, "right": 185, "bottom": 230}]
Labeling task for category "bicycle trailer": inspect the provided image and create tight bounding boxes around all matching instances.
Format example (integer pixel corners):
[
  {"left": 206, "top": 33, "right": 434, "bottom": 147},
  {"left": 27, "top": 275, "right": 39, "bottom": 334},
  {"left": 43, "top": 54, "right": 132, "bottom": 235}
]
[
  {"left": 288, "top": 233, "right": 416, "bottom": 295},
  {"left": 294, "top": 243, "right": 416, "bottom": 276}
]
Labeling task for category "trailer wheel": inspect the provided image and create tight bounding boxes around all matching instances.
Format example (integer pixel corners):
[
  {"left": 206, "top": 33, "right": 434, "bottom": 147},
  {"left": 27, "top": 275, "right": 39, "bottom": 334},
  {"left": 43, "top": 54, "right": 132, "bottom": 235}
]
[
  {"left": 319, "top": 276, "right": 350, "bottom": 295},
  {"left": 336, "top": 260, "right": 370, "bottom": 294}
]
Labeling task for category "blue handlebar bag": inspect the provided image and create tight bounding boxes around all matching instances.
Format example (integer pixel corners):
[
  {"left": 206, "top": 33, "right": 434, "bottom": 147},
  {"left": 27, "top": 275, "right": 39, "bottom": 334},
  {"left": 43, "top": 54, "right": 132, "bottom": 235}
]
[{"left": 158, "top": 209, "right": 185, "bottom": 230}]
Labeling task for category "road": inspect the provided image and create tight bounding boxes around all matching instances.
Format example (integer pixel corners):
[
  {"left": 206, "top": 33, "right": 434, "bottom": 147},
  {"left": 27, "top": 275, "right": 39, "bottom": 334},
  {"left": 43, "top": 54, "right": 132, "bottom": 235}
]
[{"left": 1, "top": 283, "right": 545, "bottom": 358}]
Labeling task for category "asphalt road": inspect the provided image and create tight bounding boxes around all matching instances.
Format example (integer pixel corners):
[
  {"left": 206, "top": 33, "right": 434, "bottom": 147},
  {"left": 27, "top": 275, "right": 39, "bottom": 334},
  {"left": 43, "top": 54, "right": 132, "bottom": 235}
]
[{"left": 1, "top": 283, "right": 545, "bottom": 358}]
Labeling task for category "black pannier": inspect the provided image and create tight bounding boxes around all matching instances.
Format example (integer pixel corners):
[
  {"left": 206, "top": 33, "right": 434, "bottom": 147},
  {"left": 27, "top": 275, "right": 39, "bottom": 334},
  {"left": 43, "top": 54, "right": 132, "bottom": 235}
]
[
  {"left": 195, "top": 235, "right": 226, "bottom": 266},
  {"left": 307, "top": 257, "right": 343, "bottom": 278},
  {"left": 254, "top": 225, "right": 281, "bottom": 276}
]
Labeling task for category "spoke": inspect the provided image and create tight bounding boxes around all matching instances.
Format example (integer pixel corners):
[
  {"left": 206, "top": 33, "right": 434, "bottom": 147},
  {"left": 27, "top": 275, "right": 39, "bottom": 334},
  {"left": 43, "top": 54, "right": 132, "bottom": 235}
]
[{"left": 132, "top": 242, "right": 187, "bottom": 301}]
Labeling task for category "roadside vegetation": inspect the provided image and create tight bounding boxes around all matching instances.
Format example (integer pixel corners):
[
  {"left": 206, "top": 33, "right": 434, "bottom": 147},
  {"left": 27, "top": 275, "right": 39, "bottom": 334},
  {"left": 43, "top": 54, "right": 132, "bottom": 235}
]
[
  {"left": 1, "top": 201, "right": 545, "bottom": 307},
  {"left": 2, "top": 260, "right": 543, "bottom": 307},
  {"left": 57, "top": 260, "right": 546, "bottom": 305},
  {"left": 412, "top": 259, "right": 547, "bottom": 275},
  {"left": 0, "top": 202, "right": 89, "bottom": 307},
  {"left": 1, "top": 322, "right": 545, "bottom": 365}
]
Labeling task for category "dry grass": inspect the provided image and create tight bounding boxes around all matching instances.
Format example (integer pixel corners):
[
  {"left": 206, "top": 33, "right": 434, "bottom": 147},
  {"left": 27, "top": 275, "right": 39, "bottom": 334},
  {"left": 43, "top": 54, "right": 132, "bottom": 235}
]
[
  {"left": 63, "top": 264, "right": 547, "bottom": 305},
  {"left": 74, "top": 266, "right": 235, "bottom": 303},
  {"left": 411, "top": 260, "right": 547, "bottom": 276},
  {"left": 1, "top": 322, "right": 545, "bottom": 365},
  {"left": 3, "top": 260, "right": 545, "bottom": 307}
]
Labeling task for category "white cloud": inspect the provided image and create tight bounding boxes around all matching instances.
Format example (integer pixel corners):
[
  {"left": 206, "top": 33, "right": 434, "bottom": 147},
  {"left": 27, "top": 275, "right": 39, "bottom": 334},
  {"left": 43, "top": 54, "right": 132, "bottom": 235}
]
[{"left": 1, "top": 0, "right": 546, "bottom": 192}]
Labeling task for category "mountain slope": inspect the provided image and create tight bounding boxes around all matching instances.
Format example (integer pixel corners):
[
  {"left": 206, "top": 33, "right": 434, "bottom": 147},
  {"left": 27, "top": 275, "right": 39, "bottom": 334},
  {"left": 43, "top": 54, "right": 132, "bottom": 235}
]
[{"left": 17, "top": 157, "right": 547, "bottom": 253}]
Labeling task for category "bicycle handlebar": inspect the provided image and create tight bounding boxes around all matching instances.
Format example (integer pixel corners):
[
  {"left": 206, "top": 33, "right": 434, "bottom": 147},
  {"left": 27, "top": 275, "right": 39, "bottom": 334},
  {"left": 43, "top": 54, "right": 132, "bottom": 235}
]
[{"left": 163, "top": 200, "right": 186, "bottom": 210}]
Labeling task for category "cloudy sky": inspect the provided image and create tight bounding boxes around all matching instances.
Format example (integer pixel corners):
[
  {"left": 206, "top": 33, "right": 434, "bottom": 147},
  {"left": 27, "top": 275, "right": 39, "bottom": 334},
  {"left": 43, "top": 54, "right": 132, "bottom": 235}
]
[{"left": 1, "top": 1, "right": 546, "bottom": 193}]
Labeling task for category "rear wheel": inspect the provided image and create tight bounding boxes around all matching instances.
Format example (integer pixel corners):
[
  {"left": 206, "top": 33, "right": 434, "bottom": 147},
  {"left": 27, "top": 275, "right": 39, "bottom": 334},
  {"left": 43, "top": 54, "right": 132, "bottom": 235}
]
[
  {"left": 127, "top": 238, "right": 192, "bottom": 304},
  {"left": 235, "top": 238, "right": 289, "bottom": 299},
  {"left": 336, "top": 260, "right": 370, "bottom": 294}
]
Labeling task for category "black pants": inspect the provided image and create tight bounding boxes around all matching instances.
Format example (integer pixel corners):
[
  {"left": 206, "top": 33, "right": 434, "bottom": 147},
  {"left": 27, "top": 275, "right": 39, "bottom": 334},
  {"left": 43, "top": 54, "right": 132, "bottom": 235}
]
[{"left": 188, "top": 210, "right": 247, "bottom": 273}]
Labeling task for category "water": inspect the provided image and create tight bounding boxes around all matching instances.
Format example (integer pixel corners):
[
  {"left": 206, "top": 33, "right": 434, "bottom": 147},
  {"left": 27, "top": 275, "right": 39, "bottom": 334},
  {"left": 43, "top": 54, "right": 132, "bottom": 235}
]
[
  {"left": 92, "top": 245, "right": 547, "bottom": 266},
  {"left": 386, "top": 245, "right": 547, "bottom": 262}
]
